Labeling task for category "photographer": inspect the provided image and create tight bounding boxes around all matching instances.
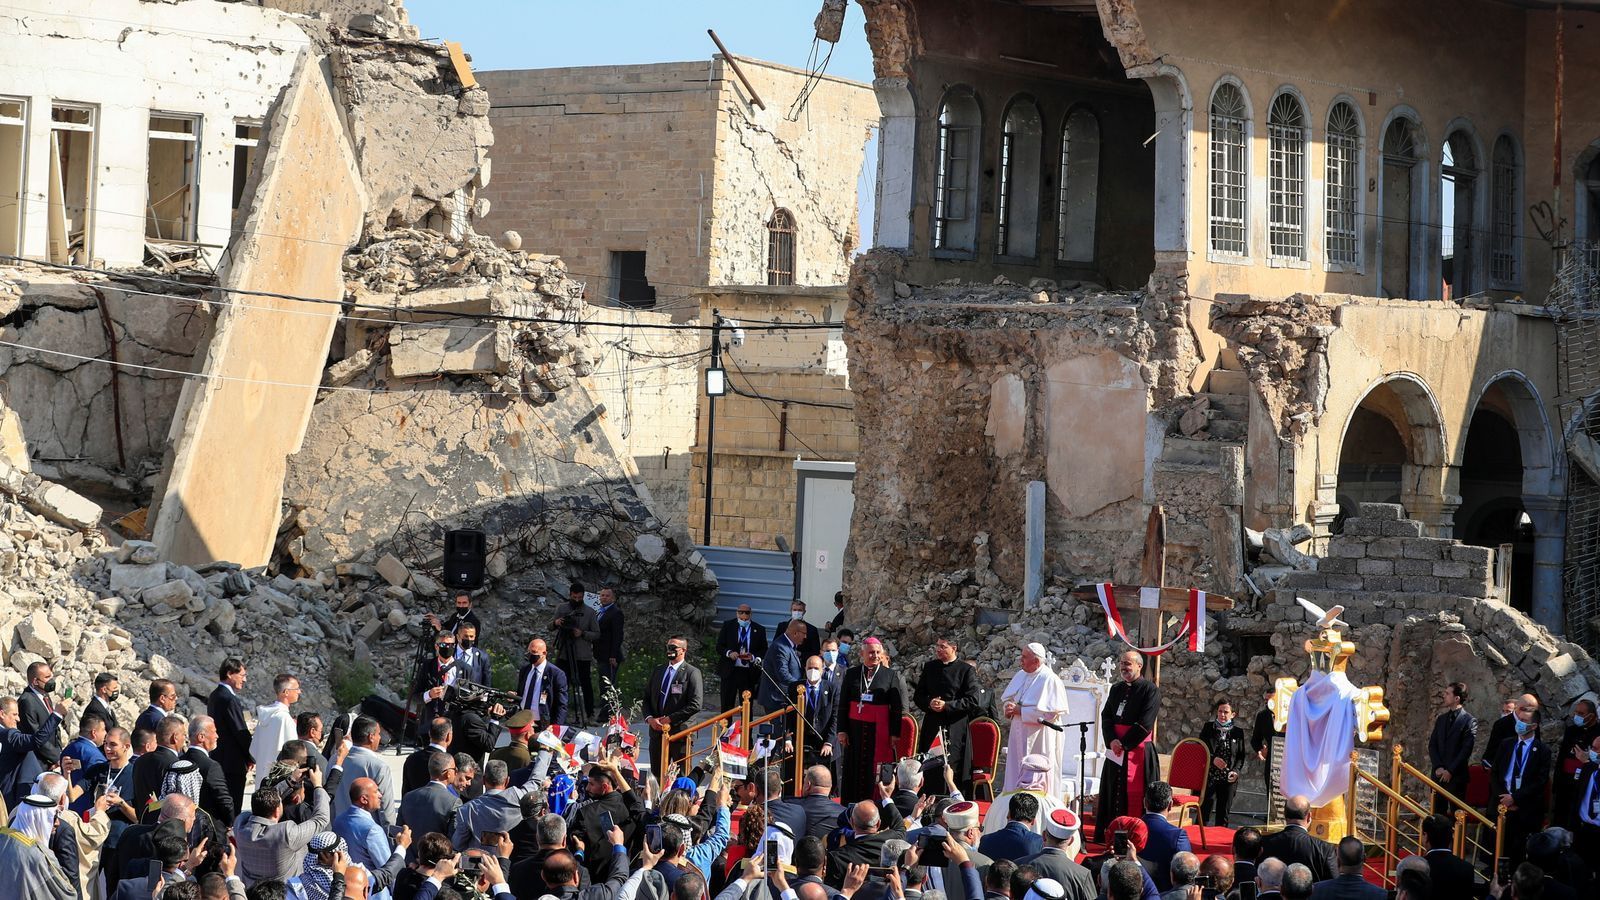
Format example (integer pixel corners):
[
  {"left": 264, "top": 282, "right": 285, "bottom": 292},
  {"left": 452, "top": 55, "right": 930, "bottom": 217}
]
[
  {"left": 417, "top": 849, "right": 515, "bottom": 900},
  {"left": 234, "top": 755, "right": 332, "bottom": 885},
  {"left": 553, "top": 585, "right": 602, "bottom": 726},
  {"left": 427, "top": 593, "right": 484, "bottom": 638}
]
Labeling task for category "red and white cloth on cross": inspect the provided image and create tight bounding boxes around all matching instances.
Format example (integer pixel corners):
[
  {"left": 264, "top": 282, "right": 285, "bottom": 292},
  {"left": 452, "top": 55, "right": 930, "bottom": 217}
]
[{"left": 1093, "top": 583, "right": 1207, "bottom": 654}]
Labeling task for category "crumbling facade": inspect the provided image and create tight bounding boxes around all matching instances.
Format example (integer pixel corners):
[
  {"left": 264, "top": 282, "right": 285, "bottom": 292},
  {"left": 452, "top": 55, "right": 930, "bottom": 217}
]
[
  {"left": 847, "top": 0, "right": 1600, "bottom": 755},
  {"left": 477, "top": 59, "right": 879, "bottom": 318}
]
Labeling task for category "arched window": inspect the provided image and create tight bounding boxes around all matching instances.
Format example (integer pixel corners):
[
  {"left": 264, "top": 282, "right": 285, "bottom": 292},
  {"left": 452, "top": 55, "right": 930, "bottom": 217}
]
[
  {"left": 1442, "top": 128, "right": 1480, "bottom": 298},
  {"left": 766, "top": 208, "right": 796, "bottom": 286},
  {"left": 1057, "top": 108, "right": 1100, "bottom": 263},
  {"left": 934, "top": 89, "right": 981, "bottom": 253},
  {"left": 996, "top": 98, "right": 1042, "bottom": 258},
  {"left": 1325, "top": 101, "right": 1362, "bottom": 268},
  {"left": 1267, "top": 92, "right": 1307, "bottom": 261},
  {"left": 1208, "top": 82, "right": 1249, "bottom": 257},
  {"left": 1381, "top": 114, "right": 1425, "bottom": 299},
  {"left": 1490, "top": 135, "right": 1520, "bottom": 285}
]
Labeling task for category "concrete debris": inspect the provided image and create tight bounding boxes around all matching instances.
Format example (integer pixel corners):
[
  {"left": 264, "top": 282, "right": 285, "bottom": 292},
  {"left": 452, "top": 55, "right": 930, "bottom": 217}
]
[
  {"left": 815, "top": 0, "right": 848, "bottom": 43},
  {"left": 0, "top": 455, "right": 103, "bottom": 531}
]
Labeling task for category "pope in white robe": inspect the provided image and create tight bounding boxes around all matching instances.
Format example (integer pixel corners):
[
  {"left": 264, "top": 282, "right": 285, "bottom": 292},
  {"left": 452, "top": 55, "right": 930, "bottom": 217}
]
[
  {"left": 250, "top": 678, "right": 300, "bottom": 776},
  {"left": 1001, "top": 642, "right": 1070, "bottom": 796}
]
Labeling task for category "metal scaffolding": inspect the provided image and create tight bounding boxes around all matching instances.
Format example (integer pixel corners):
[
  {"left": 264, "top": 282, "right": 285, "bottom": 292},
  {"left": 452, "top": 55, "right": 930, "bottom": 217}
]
[{"left": 1551, "top": 242, "right": 1600, "bottom": 653}]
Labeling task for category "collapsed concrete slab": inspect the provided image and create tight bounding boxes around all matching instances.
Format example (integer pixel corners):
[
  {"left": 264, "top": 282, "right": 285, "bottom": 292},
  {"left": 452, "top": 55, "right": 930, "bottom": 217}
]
[{"left": 149, "top": 53, "right": 367, "bottom": 567}]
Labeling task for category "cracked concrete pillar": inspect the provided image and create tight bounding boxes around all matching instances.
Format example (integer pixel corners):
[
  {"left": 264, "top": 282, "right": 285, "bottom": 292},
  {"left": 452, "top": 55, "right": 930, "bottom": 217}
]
[{"left": 871, "top": 77, "right": 916, "bottom": 251}]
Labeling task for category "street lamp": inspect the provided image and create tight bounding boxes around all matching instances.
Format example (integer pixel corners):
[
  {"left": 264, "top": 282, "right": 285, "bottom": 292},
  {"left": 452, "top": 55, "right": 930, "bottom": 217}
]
[{"left": 702, "top": 310, "right": 724, "bottom": 546}]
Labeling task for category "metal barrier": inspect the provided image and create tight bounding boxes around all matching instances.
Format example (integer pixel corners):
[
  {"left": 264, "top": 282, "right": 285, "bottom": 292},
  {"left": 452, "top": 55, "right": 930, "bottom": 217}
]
[{"left": 1344, "top": 744, "right": 1506, "bottom": 889}]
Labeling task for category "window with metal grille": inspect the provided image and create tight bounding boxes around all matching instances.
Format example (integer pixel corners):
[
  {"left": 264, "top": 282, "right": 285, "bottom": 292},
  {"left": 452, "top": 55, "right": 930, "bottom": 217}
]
[
  {"left": 1057, "top": 109, "right": 1100, "bottom": 262},
  {"left": 1208, "top": 83, "right": 1249, "bottom": 257},
  {"left": 934, "top": 90, "right": 979, "bottom": 252},
  {"left": 1267, "top": 93, "right": 1307, "bottom": 260},
  {"left": 767, "top": 208, "right": 796, "bottom": 286},
  {"left": 1325, "top": 102, "right": 1361, "bottom": 267},
  {"left": 996, "top": 99, "right": 1042, "bottom": 258},
  {"left": 1491, "top": 136, "right": 1519, "bottom": 284}
]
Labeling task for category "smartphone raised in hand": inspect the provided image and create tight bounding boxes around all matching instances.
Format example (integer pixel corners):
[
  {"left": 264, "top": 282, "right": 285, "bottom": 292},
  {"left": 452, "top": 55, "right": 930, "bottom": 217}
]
[
  {"left": 598, "top": 811, "right": 616, "bottom": 834},
  {"left": 1113, "top": 830, "right": 1132, "bottom": 858},
  {"left": 917, "top": 827, "right": 948, "bottom": 868},
  {"left": 765, "top": 839, "right": 781, "bottom": 871},
  {"left": 645, "top": 823, "right": 664, "bottom": 853},
  {"left": 878, "top": 762, "right": 896, "bottom": 785}
]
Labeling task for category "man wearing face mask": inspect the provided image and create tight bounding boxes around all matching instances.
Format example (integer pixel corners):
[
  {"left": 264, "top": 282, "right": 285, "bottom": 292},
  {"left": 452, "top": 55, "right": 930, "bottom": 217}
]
[
  {"left": 798, "top": 656, "right": 838, "bottom": 771},
  {"left": 455, "top": 623, "right": 493, "bottom": 687},
  {"left": 1197, "top": 700, "right": 1247, "bottom": 827},
  {"left": 643, "top": 636, "right": 704, "bottom": 780},
  {"left": 417, "top": 632, "right": 463, "bottom": 728},
  {"left": 716, "top": 605, "right": 768, "bottom": 715},
  {"left": 1557, "top": 699, "right": 1600, "bottom": 828},
  {"left": 19, "top": 662, "right": 65, "bottom": 772},
  {"left": 1490, "top": 693, "right": 1551, "bottom": 866},
  {"left": 916, "top": 636, "right": 983, "bottom": 794},
  {"left": 84, "top": 673, "right": 121, "bottom": 733},
  {"left": 553, "top": 585, "right": 602, "bottom": 726},
  {"left": 516, "top": 638, "right": 570, "bottom": 728},
  {"left": 1574, "top": 734, "right": 1600, "bottom": 865},
  {"left": 820, "top": 640, "right": 846, "bottom": 693},
  {"left": 789, "top": 602, "right": 822, "bottom": 662}
]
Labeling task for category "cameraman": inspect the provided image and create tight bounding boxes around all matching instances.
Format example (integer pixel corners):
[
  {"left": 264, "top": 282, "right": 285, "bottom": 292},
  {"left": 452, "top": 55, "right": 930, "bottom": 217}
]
[
  {"left": 553, "top": 585, "right": 602, "bottom": 726},
  {"left": 427, "top": 593, "right": 484, "bottom": 637}
]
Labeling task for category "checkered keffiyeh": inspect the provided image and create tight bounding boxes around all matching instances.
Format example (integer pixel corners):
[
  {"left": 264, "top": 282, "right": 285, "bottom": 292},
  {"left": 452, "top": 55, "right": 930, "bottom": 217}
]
[{"left": 296, "top": 832, "right": 347, "bottom": 900}]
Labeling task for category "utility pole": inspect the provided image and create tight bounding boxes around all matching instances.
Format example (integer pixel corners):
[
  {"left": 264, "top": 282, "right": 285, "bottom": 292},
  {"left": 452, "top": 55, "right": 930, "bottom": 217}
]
[{"left": 702, "top": 310, "right": 726, "bottom": 546}]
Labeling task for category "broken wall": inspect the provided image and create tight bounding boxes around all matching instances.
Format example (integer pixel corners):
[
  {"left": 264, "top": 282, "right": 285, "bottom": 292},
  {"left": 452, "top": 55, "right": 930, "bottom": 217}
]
[
  {"left": 0, "top": 0, "right": 306, "bottom": 267},
  {"left": 705, "top": 58, "right": 878, "bottom": 287},
  {"left": 0, "top": 272, "right": 210, "bottom": 497},
  {"left": 149, "top": 52, "right": 367, "bottom": 567},
  {"left": 843, "top": 250, "right": 1207, "bottom": 610}
]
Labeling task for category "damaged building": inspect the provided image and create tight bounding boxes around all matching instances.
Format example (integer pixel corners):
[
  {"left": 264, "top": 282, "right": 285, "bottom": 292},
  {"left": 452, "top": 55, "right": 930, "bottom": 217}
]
[
  {"left": 845, "top": 0, "right": 1600, "bottom": 753},
  {"left": 0, "top": 0, "right": 724, "bottom": 713}
]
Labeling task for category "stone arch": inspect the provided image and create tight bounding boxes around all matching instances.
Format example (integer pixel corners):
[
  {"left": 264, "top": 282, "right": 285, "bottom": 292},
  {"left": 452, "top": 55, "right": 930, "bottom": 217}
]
[
  {"left": 1335, "top": 373, "right": 1450, "bottom": 533},
  {"left": 1460, "top": 371, "right": 1562, "bottom": 626},
  {"left": 1439, "top": 117, "right": 1487, "bottom": 299},
  {"left": 1377, "top": 106, "right": 1429, "bottom": 299}
]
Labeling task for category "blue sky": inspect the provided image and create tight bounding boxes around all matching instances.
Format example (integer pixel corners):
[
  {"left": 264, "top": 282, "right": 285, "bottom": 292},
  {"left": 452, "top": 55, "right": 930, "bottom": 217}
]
[{"left": 406, "top": 0, "right": 881, "bottom": 251}]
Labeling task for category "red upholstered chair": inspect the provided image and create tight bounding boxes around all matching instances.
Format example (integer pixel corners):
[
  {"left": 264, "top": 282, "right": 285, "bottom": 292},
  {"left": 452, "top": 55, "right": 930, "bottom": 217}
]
[
  {"left": 894, "top": 714, "right": 919, "bottom": 761},
  {"left": 968, "top": 717, "right": 1002, "bottom": 801},
  {"left": 1465, "top": 764, "right": 1491, "bottom": 808},
  {"left": 1166, "top": 738, "right": 1210, "bottom": 847}
]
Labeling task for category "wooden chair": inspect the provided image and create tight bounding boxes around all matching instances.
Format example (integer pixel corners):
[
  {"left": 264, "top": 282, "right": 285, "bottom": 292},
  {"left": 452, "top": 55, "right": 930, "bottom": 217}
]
[
  {"left": 968, "top": 717, "right": 1002, "bottom": 801},
  {"left": 894, "top": 714, "right": 919, "bottom": 761},
  {"left": 1166, "top": 738, "right": 1211, "bottom": 847}
]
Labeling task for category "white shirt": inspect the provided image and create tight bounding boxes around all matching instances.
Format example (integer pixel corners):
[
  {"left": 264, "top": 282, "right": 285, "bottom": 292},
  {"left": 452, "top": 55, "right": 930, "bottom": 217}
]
[{"left": 521, "top": 664, "right": 547, "bottom": 711}]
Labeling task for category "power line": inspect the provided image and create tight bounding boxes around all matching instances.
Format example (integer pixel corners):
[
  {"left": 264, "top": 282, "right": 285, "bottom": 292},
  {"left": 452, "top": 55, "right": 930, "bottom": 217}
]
[{"left": 0, "top": 256, "right": 843, "bottom": 333}]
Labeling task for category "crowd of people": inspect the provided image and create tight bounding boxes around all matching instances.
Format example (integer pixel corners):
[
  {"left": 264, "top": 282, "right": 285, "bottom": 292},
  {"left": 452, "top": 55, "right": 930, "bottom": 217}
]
[{"left": 0, "top": 588, "right": 1596, "bottom": 900}]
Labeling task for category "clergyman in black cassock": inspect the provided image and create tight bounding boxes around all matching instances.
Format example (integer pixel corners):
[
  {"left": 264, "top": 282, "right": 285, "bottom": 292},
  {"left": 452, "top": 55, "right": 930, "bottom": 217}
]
[
  {"left": 914, "top": 637, "right": 982, "bottom": 794},
  {"left": 836, "top": 638, "right": 904, "bottom": 804},
  {"left": 1096, "top": 650, "right": 1159, "bottom": 841}
]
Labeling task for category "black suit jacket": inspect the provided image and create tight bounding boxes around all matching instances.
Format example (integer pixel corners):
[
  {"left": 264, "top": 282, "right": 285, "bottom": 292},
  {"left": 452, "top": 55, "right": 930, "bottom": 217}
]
[
  {"left": 715, "top": 619, "right": 769, "bottom": 678},
  {"left": 182, "top": 746, "right": 235, "bottom": 825},
  {"left": 85, "top": 696, "right": 120, "bottom": 733},
  {"left": 801, "top": 680, "right": 838, "bottom": 756},
  {"left": 513, "top": 661, "right": 569, "bottom": 727},
  {"left": 131, "top": 746, "right": 178, "bottom": 810},
  {"left": 642, "top": 663, "right": 703, "bottom": 729},
  {"left": 206, "top": 686, "right": 251, "bottom": 774},
  {"left": 133, "top": 706, "right": 166, "bottom": 738},
  {"left": 596, "top": 604, "right": 626, "bottom": 666},
  {"left": 1423, "top": 849, "right": 1484, "bottom": 899},
  {"left": 17, "top": 690, "right": 60, "bottom": 765},
  {"left": 1428, "top": 707, "right": 1478, "bottom": 787},
  {"left": 1491, "top": 735, "right": 1552, "bottom": 823},
  {"left": 1483, "top": 713, "right": 1517, "bottom": 768},
  {"left": 402, "top": 745, "right": 448, "bottom": 797},
  {"left": 1259, "top": 824, "right": 1335, "bottom": 882}
]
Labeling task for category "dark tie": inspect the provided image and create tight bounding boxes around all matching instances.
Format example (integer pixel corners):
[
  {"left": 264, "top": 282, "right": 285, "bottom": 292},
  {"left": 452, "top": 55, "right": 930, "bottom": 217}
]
[
  {"left": 1512, "top": 741, "right": 1529, "bottom": 789},
  {"left": 808, "top": 685, "right": 818, "bottom": 710},
  {"left": 661, "top": 667, "right": 673, "bottom": 706}
]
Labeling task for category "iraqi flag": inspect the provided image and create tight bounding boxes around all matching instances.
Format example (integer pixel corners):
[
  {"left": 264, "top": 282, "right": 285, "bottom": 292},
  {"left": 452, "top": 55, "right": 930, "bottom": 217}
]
[
  {"left": 719, "top": 737, "right": 750, "bottom": 779},
  {"left": 925, "top": 731, "right": 945, "bottom": 759}
]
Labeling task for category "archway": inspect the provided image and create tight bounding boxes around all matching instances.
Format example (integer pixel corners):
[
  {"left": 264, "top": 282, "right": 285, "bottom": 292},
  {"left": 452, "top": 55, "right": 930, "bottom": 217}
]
[
  {"left": 1336, "top": 375, "right": 1448, "bottom": 533},
  {"left": 1458, "top": 373, "right": 1561, "bottom": 627},
  {"left": 1380, "top": 114, "right": 1427, "bottom": 299}
]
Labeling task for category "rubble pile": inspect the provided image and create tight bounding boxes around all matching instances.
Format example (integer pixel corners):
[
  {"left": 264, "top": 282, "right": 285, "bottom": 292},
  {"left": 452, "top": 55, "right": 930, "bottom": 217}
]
[
  {"left": 1209, "top": 294, "right": 1337, "bottom": 438},
  {"left": 343, "top": 227, "right": 581, "bottom": 301}
]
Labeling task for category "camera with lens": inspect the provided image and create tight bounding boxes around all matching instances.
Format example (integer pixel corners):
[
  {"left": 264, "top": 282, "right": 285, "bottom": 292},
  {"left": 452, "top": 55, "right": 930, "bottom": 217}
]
[{"left": 446, "top": 680, "right": 518, "bottom": 717}]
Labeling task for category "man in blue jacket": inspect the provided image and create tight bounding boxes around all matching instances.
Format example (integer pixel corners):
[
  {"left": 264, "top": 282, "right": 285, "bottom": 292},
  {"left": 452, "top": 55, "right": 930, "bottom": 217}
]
[
  {"left": 979, "top": 792, "right": 1044, "bottom": 863},
  {"left": 0, "top": 694, "right": 66, "bottom": 807},
  {"left": 1138, "top": 782, "right": 1191, "bottom": 892},
  {"left": 760, "top": 620, "right": 807, "bottom": 715}
]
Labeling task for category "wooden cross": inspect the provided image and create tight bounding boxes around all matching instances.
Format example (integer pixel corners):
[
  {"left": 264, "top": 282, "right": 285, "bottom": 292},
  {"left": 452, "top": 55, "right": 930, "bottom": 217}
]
[{"left": 1068, "top": 506, "right": 1235, "bottom": 724}]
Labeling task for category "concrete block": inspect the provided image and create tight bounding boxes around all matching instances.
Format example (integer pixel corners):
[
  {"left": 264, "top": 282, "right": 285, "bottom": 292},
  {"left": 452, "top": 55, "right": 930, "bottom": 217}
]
[
  {"left": 1327, "top": 541, "right": 1366, "bottom": 559},
  {"left": 141, "top": 579, "right": 197, "bottom": 609},
  {"left": 1340, "top": 518, "right": 1382, "bottom": 536},
  {"left": 1364, "top": 576, "right": 1405, "bottom": 591},
  {"left": 1366, "top": 538, "right": 1407, "bottom": 559},
  {"left": 109, "top": 563, "right": 172, "bottom": 596},
  {"left": 115, "top": 541, "right": 162, "bottom": 565},
  {"left": 1356, "top": 559, "right": 1394, "bottom": 576},
  {"left": 1317, "top": 557, "right": 1357, "bottom": 575},
  {"left": 1325, "top": 575, "right": 1364, "bottom": 591},
  {"left": 389, "top": 320, "right": 507, "bottom": 377},
  {"left": 1449, "top": 544, "right": 1494, "bottom": 568},
  {"left": 1357, "top": 503, "right": 1404, "bottom": 520},
  {"left": 1393, "top": 558, "right": 1433, "bottom": 576},
  {"left": 1401, "top": 540, "right": 1446, "bottom": 560},
  {"left": 1399, "top": 576, "right": 1440, "bottom": 593},
  {"left": 375, "top": 553, "right": 411, "bottom": 588},
  {"left": 1432, "top": 560, "right": 1473, "bottom": 579},
  {"left": 1441, "top": 576, "right": 1492, "bottom": 598},
  {"left": 1381, "top": 519, "right": 1425, "bottom": 537},
  {"left": 14, "top": 611, "right": 58, "bottom": 656}
]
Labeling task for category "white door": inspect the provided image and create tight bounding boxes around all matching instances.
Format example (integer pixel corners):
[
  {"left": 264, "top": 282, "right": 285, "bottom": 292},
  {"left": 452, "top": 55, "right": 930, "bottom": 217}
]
[{"left": 797, "top": 467, "right": 854, "bottom": 612}]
